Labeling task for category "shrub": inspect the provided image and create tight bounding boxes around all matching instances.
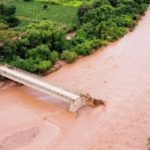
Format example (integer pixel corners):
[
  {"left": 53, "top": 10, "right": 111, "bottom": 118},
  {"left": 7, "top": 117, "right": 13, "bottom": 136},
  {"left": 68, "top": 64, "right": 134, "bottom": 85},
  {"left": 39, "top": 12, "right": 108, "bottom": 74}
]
[
  {"left": 16, "top": 38, "right": 30, "bottom": 57},
  {"left": 5, "top": 16, "right": 20, "bottom": 27},
  {"left": 0, "top": 4, "right": 16, "bottom": 16},
  {"left": 50, "top": 51, "right": 59, "bottom": 64},
  {"left": 0, "top": 4, "right": 5, "bottom": 15},
  {"left": 76, "top": 22, "right": 96, "bottom": 39},
  {"left": 90, "top": 39, "right": 108, "bottom": 49},
  {"left": 115, "top": 15, "right": 136, "bottom": 28},
  {"left": 78, "top": 3, "right": 93, "bottom": 24},
  {"left": 0, "top": 40, "right": 17, "bottom": 57},
  {"left": 0, "top": 23, "right": 8, "bottom": 30},
  {"left": 26, "top": 44, "right": 51, "bottom": 60},
  {"left": 43, "top": 4, "right": 48, "bottom": 10},
  {"left": 4, "top": 5, "right": 16, "bottom": 16},
  {"left": 0, "top": 30, "right": 17, "bottom": 42},
  {"left": 50, "top": 30, "right": 66, "bottom": 53},
  {"left": 72, "top": 41, "right": 92, "bottom": 56},
  {"left": 93, "top": 0, "right": 110, "bottom": 8},
  {"left": 36, "top": 60, "right": 52, "bottom": 73},
  {"left": 26, "top": 29, "right": 42, "bottom": 48},
  {"left": 10, "top": 57, "right": 52, "bottom": 74},
  {"left": 61, "top": 50, "right": 78, "bottom": 63}
]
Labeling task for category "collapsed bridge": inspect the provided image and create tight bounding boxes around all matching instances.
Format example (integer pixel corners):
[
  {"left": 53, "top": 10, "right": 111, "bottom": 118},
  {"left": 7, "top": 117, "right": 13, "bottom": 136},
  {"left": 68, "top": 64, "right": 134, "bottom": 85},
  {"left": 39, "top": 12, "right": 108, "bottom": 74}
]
[{"left": 0, "top": 65, "right": 104, "bottom": 112}]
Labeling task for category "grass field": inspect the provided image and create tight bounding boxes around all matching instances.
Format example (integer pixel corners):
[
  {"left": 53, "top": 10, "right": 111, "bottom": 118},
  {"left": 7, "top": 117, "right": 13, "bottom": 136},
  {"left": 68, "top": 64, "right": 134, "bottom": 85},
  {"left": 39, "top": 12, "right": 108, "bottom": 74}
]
[
  {"left": 9, "top": 1, "right": 78, "bottom": 25},
  {"left": 35, "top": 0, "right": 94, "bottom": 7},
  {"left": 0, "top": 0, "right": 14, "bottom": 3}
]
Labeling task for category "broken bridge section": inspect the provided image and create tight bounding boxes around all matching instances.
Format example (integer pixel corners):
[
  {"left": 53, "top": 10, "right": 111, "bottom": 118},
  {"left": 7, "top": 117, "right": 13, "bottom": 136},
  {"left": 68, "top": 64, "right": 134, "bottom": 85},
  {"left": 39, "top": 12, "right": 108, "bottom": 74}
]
[{"left": 0, "top": 65, "right": 102, "bottom": 112}]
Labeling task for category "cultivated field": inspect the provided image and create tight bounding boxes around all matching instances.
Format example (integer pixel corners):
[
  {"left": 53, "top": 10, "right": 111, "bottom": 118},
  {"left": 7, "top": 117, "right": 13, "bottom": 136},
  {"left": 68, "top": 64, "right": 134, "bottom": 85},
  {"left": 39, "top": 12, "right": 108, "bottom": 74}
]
[
  {"left": 35, "top": 0, "right": 94, "bottom": 7},
  {"left": 0, "top": 0, "right": 14, "bottom": 3},
  {"left": 8, "top": 0, "right": 78, "bottom": 25}
]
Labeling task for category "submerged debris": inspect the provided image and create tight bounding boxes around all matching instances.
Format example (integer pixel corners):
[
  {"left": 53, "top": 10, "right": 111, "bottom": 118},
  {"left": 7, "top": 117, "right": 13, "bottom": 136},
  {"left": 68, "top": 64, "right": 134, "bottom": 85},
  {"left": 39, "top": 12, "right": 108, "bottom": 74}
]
[{"left": 81, "top": 93, "right": 105, "bottom": 107}]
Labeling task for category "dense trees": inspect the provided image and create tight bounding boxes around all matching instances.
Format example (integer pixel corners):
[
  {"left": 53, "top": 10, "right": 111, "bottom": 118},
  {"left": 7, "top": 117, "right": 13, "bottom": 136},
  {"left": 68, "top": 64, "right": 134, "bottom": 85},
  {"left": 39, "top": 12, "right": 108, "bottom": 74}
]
[
  {"left": 76, "top": 0, "right": 149, "bottom": 43},
  {"left": 0, "top": 40, "right": 17, "bottom": 58},
  {"left": 0, "top": 4, "right": 16, "bottom": 16},
  {"left": 0, "top": 20, "right": 66, "bottom": 73},
  {"left": 78, "top": 3, "right": 92, "bottom": 24},
  {"left": 0, "top": 3, "right": 19, "bottom": 27},
  {"left": 0, "top": 1, "right": 149, "bottom": 74}
]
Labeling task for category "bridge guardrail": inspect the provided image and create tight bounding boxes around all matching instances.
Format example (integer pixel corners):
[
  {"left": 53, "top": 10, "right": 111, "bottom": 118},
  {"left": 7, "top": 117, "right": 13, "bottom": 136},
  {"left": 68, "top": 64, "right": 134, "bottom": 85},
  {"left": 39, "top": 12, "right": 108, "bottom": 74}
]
[{"left": 4, "top": 64, "right": 81, "bottom": 96}]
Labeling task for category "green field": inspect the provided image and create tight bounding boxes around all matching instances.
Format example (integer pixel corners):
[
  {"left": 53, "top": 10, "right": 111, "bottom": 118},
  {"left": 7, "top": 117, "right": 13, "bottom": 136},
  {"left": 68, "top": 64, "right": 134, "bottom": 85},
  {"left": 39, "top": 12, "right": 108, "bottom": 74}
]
[
  {"left": 35, "top": 0, "right": 93, "bottom": 7},
  {"left": 0, "top": 0, "right": 14, "bottom": 3},
  {"left": 9, "top": 1, "right": 78, "bottom": 25}
]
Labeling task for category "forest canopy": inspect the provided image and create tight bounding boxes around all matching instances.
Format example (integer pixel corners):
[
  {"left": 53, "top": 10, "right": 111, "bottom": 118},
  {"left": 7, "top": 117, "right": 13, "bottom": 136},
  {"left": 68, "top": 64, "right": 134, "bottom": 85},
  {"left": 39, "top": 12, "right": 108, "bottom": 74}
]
[{"left": 0, "top": 0, "right": 149, "bottom": 74}]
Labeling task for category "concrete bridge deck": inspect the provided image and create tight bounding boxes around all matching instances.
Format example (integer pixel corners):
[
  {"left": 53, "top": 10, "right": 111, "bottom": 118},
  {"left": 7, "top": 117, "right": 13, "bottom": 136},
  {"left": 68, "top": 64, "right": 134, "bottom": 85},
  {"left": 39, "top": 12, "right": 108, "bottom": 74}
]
[{"left": 0, "top": 65, "right": 88, "bottom": 112}]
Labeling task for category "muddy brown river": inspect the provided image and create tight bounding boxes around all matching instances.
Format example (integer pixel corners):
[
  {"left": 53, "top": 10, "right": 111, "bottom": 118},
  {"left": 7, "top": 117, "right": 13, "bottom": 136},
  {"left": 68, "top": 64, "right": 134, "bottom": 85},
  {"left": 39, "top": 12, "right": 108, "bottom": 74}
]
[{"left": 0, "top": 8, "right": 150, "bottom": 150}]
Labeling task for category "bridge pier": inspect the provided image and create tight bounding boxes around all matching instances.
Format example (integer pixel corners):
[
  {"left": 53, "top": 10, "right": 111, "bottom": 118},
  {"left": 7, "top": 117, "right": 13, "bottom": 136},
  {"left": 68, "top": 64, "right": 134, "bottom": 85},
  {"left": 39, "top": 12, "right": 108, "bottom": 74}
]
[{"left": 69, "top": 98, "right": 86, "bottom": 112}]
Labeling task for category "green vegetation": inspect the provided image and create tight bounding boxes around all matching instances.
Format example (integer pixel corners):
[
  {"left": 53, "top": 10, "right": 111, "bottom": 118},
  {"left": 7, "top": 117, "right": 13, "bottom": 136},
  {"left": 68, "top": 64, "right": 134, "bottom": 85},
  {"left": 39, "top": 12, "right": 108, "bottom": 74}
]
[
  {"left": 35, "top": 0, "right": 94, "bottom": 7},
  {"left": 0, "top": 3, "right": 20, "bottom": 27},
  {"left": 61, "top": 50, "right": 78, "bottom": 63},
  {"left": 0, "top": 3, "right": 19, "bottom": 42},
  {"left": 0, "top": 0, "right": 149, "bottom": 74},
  {"left": 9, "top": 1, "right": 78, "bottom": 25}
]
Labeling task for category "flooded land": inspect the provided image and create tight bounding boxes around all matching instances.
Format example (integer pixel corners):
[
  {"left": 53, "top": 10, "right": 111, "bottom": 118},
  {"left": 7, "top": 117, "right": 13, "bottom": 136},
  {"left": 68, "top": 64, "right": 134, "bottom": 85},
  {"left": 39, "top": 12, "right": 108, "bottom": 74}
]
[{"left": 0, "top": 7, "right": 150, "bottom": 150}]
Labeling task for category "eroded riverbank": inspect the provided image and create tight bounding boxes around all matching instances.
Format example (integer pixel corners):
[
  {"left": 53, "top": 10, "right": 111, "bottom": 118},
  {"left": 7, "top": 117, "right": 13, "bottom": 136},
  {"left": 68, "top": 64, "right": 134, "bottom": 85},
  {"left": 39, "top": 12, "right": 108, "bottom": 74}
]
[{"left": 0, "top": 7, "right": 150, "bottom": 150}]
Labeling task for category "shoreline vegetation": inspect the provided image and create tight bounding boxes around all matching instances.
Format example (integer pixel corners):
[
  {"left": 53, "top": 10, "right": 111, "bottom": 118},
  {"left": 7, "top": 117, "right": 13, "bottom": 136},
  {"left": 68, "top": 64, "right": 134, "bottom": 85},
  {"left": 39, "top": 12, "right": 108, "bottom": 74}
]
[{"left": 0, "top": 0, "right": 149, "bottom": 76}]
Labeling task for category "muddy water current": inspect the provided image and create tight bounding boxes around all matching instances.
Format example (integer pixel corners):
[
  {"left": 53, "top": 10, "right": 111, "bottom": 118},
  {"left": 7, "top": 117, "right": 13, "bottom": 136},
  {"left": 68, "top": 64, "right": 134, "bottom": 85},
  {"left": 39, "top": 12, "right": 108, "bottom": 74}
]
[{"left": 0, "top": 8, "right": 150, "bottom": 150}]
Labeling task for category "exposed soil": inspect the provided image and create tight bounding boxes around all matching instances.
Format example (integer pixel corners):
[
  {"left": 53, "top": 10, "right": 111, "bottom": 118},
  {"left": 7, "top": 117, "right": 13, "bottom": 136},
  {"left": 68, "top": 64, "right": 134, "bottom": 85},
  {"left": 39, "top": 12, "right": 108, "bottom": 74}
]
[
  {"left": 65, "top": 32, "right": 76, "bottom": 40},
  {"left": 0, "top": 7, "right": 150, "bottom": 150}
]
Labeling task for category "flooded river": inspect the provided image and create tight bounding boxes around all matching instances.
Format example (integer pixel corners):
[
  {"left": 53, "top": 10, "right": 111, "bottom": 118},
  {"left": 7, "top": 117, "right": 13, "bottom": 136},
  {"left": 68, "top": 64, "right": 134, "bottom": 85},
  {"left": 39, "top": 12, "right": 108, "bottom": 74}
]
[{"left": 0, "top": 7, "right": 150, "bottom": 150}]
